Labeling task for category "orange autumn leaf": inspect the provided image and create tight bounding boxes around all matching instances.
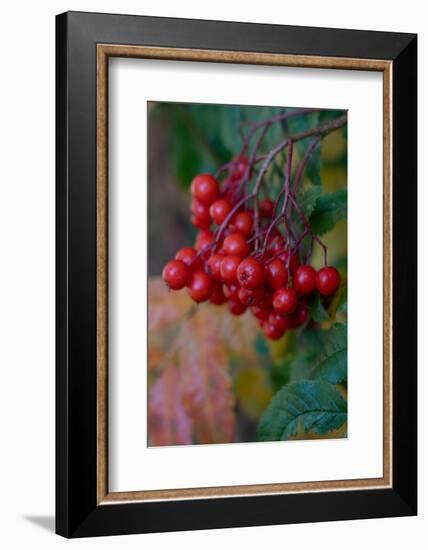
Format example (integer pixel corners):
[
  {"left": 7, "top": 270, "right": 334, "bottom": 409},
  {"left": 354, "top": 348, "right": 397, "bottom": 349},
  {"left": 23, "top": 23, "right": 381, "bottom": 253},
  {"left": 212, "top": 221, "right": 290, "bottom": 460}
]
[
  {"left": 148, "top": 365, "right": 192, "bottom": 446},
  {"left": 176, "top": 310, "right": 235, "bottom": 444},
  {"left": 148, "top": 343, "right": 164, "bottom": 369},
  {"left": 148, "top": 278, "right": 193, "bottom": 333},
  {"left": 214, "top": 303, "right": 260, "bottom": 354},
  {"left": 148, "top": 277, "right": 263, "bottom": 445},
  {"left": 148, "top": 279, "right": 194, "bottom": 372}
]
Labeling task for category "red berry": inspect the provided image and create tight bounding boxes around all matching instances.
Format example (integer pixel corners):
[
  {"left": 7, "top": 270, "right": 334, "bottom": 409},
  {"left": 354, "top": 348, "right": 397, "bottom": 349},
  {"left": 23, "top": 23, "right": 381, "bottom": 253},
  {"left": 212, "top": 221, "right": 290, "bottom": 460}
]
[
  {"left": 230, "top": 211, "right": 253, "bottom": 237},
  {"left": 278, "top": 248, "right": 300, "bottom": 273},
  {"left": 220, "top": 255, "right": 242, "bottom": 285},
  {"left": 223, "top": 233, "right": 250, "bottom": 257},
  {"left": 228, "top": 300, "right": 247, "bottom": 316},
  {"left": 187, "top": 271, "right": 213, "bottom": 303},
  {"left": 258, "top": 291, "right": 273, "bottom": 309},
  {"left": 230, "top": 155, "right": 249, "bottom": 182},
  {"left": 195, "top": 230, "right": 213, "bottom": 249},
  {"left": 266, "top": 259, "right": 288, "bottom": 290},
  {"left": 175, "top": 247, "right": 203, "bottom": 272},
  {"left": 267, "top": 227, "right": 282, "bottom": 243},
  {"left": 207, "top": 253, "right": 224, "bottom": 281},
  {"left": 294, "top": 303, "right": 309, "bottom": 326},
  {"left": 268, "top": 311, "right": 292, "bottom": 332},
  {"left": 264, "top": 322, "right": 285, "bottom": 340},
  {"left": 251, "top": 306, "right": 270, "bottom": 321},
  {"left": 210, "top": 199, "right": 233, "bottom": 225},
  {"left": 223, "top": 283, "right": 239, "bottom": 302},
  {"left": 259, "top": 199, "right": 275, "bottom": 218},
  {"left": 191, "top": 214, "right": 211, "bottom": 230},
  {"left": 190, "top": 174, "right": 220, "bottom": 206},
  {"left": 162, "top": 259, "right": 189, "bottom": 290},
  {"left": 289, "top": 253, "right": 300, "bottom": 274},
  {"left": 270, "top": 237, "right": 285, "bottom": 256},
  {"left": 191, "top": 198, "right": 208, "bottom": 216},
  {"left": 190, "top": 199, "right": 211, "bottom": 230},
  {"left": 273, "top": 287, "right": 298, "bottom": 314},
  {"left": 210, "top": 283, "right": 228, "bottom": 305},
  {"left": 237, "top": 257, "right": 265, "bottom": 290},
  {"left": 316, "top": 266, "right": 341, "bottom": 296},
  {"left": 237, "top": 286, "right": 265, "bottom": 306},
  {"left": 294, "top": 265, "right": 317, "bottom": 295},
  {"left": 195, "top": 230, "right": 214, "bottom": 259}
]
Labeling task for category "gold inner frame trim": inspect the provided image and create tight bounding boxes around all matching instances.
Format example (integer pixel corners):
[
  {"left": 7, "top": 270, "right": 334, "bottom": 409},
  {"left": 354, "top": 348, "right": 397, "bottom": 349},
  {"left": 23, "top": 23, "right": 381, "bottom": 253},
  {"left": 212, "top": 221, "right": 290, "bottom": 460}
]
[{"left": 96, "top": 44, "right": 393, "bottom": 505}]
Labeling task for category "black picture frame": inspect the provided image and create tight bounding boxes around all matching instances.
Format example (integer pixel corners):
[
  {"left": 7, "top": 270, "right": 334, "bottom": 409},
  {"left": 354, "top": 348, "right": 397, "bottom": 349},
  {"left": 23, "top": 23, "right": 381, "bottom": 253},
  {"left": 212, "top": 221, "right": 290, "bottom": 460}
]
[{"left": 56, "top": 11, "right": 417, "bottom": 538}]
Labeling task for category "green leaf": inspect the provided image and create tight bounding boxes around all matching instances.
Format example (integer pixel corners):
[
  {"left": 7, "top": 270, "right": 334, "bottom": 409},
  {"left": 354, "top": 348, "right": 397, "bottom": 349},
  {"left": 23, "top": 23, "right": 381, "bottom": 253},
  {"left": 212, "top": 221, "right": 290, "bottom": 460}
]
[
  {"left": 289, "top": 353, "right": 316, "bottom": 382},
  {"left": 257, "top": 380, "right": 347, "bottom": 441},
  {"left": 300, "top": 329, "right": 325, "bottom": 355},
  {"left": 264, "top": 107, "right": 287, "bottom": 150},
  {"left": 287, "top": 112, "right": 320, "bottom": 155},
  {"left": 171, "top": 116, "right": 204, "bottom": 188},
  {"left": 314, "top": 350, "right": 347, "bottom": 385},
  {"left": 293, "top": 185, "right": 321, "bottom": 239},
  {"left": 269, "top": 332, "right": 299, "bottom": 390},
  {"left": 338, "top": 298, "right": 347, "bottom": 313},
  {"left": 313, "top": 323, "right": 347, "bottom": 384},
  {"left": 336, "top": 287, "right": 348, "bottom": 313},
  {"left": 327, "top": 281, "right": 347, "bottom": 320},
  {"left": 310, "top": 190, "right": 347, "bottom": 235},
  {"left": 188, "top": 104, "right": 230, "bottom": 163},
  {"left": 240, "top": 106, "right": 286, "bottom": 153},
  {"left": 307, "top": 292, "right": 329, "bottom": 323},
  {"left": 270, "top": 353, "right": 293, "bottom": 390},
  {"left": 219, "top": 105, "right": 242, "bottom": 154},
  {"left": 305, "top": 144, "right": 322, "bottom": 186},
  {"left": 297, "top": 186, "right": 322, "bottom": 219},
  {"left": 319, "top": 109, "right": 346, "bottom": 125},
  {"left": 318, "top": 323, "right": 347, "bottom": 355}
]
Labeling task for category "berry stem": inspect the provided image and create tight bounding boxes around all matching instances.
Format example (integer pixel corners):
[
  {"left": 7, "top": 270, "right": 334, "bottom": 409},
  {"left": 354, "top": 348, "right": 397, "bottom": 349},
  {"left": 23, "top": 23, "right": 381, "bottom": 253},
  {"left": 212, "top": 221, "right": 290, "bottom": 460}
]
[
  {"left": 214, "top": 113, "right": 346, "bottom": 260},
  {"left": 292, "top": 137, "right": 321, "bottom": 194},
  {"left": 242, "top": 108, "right": 319, "bottom": 144},
  {"left": 288, "top": 192, "right": 328, "bottom": 265}
]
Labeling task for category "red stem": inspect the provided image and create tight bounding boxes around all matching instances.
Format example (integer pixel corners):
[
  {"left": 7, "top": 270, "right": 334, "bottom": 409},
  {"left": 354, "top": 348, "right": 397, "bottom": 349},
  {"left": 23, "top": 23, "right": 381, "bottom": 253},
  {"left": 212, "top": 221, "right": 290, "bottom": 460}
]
[
  {"left": 292, "top": 137, "right": 320, "bottom": 194},
  {"left": 206, "top": 112, "right": 347, "bottom": 263}
]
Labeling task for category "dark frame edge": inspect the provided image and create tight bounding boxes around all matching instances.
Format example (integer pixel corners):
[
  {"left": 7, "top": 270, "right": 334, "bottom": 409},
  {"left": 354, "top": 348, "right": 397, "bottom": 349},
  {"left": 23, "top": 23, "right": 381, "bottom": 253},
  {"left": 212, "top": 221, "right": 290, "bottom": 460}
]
[
  {"left": 55, "top": 11, "right": 69, "bottom": 538},
  {"left": 62, "top": 10, "right": 416, "bottom": 59},
  {"left": 392, "top": 34, "right": 418, "bottom": 515},
  {"left": 68, "top": 488, "right": 414, "bottom": 538},
  {"left": 55, "top": 10, "right": 418, "bottom": 538},
  {"left": 56, "top": 10, "right": 100, "bottom": 537}
]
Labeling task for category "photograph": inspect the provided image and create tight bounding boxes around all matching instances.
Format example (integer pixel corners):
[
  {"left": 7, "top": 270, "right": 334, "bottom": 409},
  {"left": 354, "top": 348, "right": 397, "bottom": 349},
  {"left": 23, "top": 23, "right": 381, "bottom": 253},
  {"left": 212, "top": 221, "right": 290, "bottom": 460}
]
[
  {"left": 147, "top": 101, "right": 348, "bottom": 446},
  {"left": 0, "top": 1, "right": 421, "bottom": 545}
]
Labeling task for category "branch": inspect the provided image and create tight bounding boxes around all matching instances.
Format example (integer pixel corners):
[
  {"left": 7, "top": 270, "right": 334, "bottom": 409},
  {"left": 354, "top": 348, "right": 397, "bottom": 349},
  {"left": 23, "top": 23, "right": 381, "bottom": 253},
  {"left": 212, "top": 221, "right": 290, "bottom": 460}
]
[
  {"left": 215, "top": 138, "right": 291, "bottom": 245},
  {"left": 211, "top": 112, "right": 347, "bottom": 261},
  {"left": 291, "top": 113, "right": 347, "bottom": 143},
  {"left": 292, "top": 137, "right": 320, "bottom": 193}
]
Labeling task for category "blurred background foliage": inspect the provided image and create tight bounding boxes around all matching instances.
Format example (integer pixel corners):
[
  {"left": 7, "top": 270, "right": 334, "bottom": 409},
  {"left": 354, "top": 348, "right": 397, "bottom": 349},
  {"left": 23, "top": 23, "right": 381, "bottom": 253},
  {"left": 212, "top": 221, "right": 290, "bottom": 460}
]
[{"left": 148, "top": 102, "right": 347, "bottom": 445}]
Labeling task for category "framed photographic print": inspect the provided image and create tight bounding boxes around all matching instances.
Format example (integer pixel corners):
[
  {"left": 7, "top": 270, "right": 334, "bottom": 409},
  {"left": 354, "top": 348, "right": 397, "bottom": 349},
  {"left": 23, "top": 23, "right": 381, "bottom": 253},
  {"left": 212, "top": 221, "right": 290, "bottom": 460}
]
[{"left": 56, "top": 11, "right": 417, "bottom": 538}]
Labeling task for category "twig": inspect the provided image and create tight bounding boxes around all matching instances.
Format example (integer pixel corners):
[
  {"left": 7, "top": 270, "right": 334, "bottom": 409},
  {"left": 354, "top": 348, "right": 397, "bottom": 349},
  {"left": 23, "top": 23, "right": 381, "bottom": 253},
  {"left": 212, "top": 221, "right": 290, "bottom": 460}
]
[
  {"left": 209, "top": 112, "right": 347, "bottom": 263},
  {"left": 292, "top": 137, "right": 321, "bottom": 193}
]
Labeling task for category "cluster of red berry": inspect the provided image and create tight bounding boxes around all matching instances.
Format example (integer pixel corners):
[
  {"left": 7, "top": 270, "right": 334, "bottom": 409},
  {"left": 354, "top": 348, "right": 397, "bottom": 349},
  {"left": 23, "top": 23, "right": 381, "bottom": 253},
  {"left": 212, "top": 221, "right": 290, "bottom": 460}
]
[{"left": 162, "top": 167, "right": 341, "bottom": 340}]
